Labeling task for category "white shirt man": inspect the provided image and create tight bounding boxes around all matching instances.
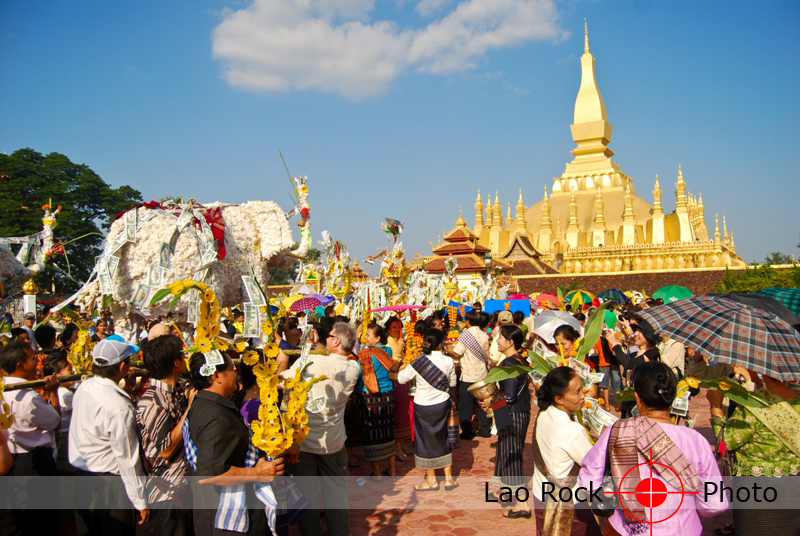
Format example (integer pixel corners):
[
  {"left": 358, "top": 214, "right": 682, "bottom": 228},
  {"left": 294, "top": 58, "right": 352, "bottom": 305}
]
[
  {"left": 285, "top": 321, "right": 359, "bottom": 536},
  {"left": 69, "top": 338, "right": 150, "bottom": 530}
]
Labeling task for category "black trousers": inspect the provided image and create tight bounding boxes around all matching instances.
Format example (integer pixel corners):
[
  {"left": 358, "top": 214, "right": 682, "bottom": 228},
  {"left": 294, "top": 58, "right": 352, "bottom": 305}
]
[
  {"left": 0, "top": 447, "right": 59, "bottom": 536},
  {"left": 75, "top": 469, "right": 137, "bottom": 536},
  {"left": 457, "top": 380, "right": 491, "bottom": 437},
  {"left": 151, "top": 500, "right": 193, "bottom": 536}
]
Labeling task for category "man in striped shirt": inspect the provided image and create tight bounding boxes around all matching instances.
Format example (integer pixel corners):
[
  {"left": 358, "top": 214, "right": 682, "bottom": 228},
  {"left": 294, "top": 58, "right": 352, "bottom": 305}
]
[{"left": 136, "top": 335, "right": 195, "bottom": 536}]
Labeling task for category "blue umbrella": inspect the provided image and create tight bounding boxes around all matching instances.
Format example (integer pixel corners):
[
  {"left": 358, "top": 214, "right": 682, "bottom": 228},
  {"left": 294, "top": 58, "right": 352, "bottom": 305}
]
[
  {"left": 306, "top": 293, "right": 335, "bottom": 306},
  {"left": 598, "top": 288, "right": 629, "bottom": 304}
]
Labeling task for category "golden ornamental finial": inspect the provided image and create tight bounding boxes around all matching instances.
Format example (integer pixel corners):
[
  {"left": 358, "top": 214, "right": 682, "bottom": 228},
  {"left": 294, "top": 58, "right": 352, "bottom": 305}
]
[
  {"left": 714, "top": 214, "right": 721, "bottom": 241},
  {"left": 584, "top": 19, "right": 590, "bottom": 54},
  {"left": 654, "top": 174, "right": 660, "bottom": 190},
  {"left": 698, "top": 192, "right": 704, "bottom": 207},
  {"left": 518, "top": 189, "right": 524, "bottom": 204},
  {"left": 543, "top": 185, "right": 548, "bottom": 201},
  {"left": 494, "top": 191, "right": 500, "bottom": 207},
  {"left": 678, "top": 164, "right": 684, "bottom": 182},
  {"left": 476, "top": 189, "right": 482, "bottom": 203}
]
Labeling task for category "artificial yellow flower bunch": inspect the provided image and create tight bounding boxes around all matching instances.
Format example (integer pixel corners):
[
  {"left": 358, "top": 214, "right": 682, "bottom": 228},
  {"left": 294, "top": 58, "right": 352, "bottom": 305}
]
[
  {"left": 259, "top": 305, "right": 274, "bottom": 337},
  {"left": 249, "top": 346, "right": 326, "bottom": 458},
  {"left": 282, "top": 365, "right": 326, "bottom": 444},
  {"left": 250, "top": 357, "right": 290, "bottom": 459},
  {"left": 68, "top": 318, "right": 96, "bottom": 374},
  {"left": 676, "top": 376, "right": 700, "bottom": 397}
]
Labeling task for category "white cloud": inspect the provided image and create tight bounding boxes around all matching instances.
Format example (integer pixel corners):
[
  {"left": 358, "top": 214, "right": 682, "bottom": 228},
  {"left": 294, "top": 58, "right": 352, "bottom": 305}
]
[
  {"left": 416, "top": 0, "right": 452, "bottom": 17},
  {"left": 212, "top": 0, "right": 565, "bottom": 99}
]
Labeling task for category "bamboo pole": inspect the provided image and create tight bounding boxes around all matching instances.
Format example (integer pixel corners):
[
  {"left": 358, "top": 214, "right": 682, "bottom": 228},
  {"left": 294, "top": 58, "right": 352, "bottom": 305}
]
[{"left": 2, "top": 349, "right": 332, "bottom": 391}]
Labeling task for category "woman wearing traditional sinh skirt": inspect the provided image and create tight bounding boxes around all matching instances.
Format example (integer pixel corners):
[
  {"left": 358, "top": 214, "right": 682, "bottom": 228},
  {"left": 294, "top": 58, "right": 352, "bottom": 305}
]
[
  {"left": 356, "top": 323, "right": 397, "bottom": 481},
  {"left": 479, "top": 325, "right": 532, "bottom": 519},
  {"left": 397, "top": 328, "right": 458, "bottom": 491},
  {"left": 385, "top": 317, "right": 412, "bottom": 461}
]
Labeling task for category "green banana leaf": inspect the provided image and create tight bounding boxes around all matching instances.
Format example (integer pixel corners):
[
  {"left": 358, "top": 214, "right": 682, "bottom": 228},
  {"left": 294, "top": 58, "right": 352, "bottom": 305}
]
[
  {"left": 575, "top": 301, "right": 612, "bottom": 362},
  {"left": 484, "top": 364, "right": 534, "bottom": 383},
  {"left": 617, "top": 386, "right": 636, "bottom": 402},
  {"left": 149, "top": 288, "right": 172, "bottom": 306},
  {"left": 699, "top": 378, "right": 768, "bottom": 408}
]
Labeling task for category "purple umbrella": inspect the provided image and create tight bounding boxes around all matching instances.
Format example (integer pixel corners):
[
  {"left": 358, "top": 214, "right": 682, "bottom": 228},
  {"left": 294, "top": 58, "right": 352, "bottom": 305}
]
[{"left": 306, "top": 293, "right": 335, "bottom": 306}]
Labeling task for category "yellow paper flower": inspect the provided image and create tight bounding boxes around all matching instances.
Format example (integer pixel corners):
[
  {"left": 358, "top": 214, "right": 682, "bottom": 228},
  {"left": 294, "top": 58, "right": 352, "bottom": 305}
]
[
  {"left": 196, "top": 337, "right": 212, "bottom": 352},
  {"left": 261, "top": 322, "right": 273, "bottom": 337},
  {"left": 216, "top": 338, "right": 229, "bottom": 351},
  {"left": 686, "top": 377, "right": 699, "bottom": 389},
  {"left": 167, "top": 281, "right": 185, "bottom": 295},
  {"left": 264, "top": 344, "right": 279, "bottom": 358},
  {"left": 719, "top": 381, "right": 732, "bottom": 391},
  {"left": 234, "top": 341, "right": 247, "bottom": 353},
  {"left": 203, "top": 289, "right": 216, "bottom": 302}
]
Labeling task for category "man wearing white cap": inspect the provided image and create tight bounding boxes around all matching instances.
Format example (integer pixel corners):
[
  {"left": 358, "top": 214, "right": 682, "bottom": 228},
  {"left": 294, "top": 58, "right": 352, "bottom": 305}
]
[{"left": 69, "top": 338, "right": 150, "bottom": 534}]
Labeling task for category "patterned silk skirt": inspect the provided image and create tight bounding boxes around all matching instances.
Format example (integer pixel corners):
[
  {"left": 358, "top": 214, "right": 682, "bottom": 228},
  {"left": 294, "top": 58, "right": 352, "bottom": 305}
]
[
  {"left": 393, "top": 380, "right": 412, "bottom": 441},
  {"left": 358, "top": 391, "right": 396, "bottom": 462},
  {"left": 413, "top": 399, "right": 452, "bottom": 470}
]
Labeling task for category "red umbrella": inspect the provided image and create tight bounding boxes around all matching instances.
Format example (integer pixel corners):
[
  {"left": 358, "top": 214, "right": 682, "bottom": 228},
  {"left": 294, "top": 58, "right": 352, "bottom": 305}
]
[
  {"left": 369, "top": 305, "right": 428, "bottom": 312},
  {"left": 533, "top": 293, "right": 561, "bottom": 309},
  {"left": 290, "top": 297, "right": 323, "bottom": 312},
  {"left": 508, "top": 293, "right": 529, "bottom": 300}
]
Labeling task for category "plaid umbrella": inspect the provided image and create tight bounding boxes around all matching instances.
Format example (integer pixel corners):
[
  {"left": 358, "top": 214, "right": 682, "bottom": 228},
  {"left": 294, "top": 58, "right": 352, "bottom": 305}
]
[
  {"left": 637, "top": 295, "right": 800, "bottom": 381},
  {"left": 289, "top": 297, "right": 322, "bottom": 312},
  {"left": 757, "top": 287, "right": 800, "bottom": 316}
]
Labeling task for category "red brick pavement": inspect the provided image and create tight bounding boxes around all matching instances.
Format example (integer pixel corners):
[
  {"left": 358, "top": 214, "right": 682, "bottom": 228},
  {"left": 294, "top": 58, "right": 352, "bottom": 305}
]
[{"left": 293, "top": 389, "right": 733, "bottom": 535}]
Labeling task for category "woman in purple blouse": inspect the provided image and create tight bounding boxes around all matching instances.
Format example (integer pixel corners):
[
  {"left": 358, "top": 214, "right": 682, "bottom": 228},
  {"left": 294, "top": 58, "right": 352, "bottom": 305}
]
[{"left": 578, "top": 362, "right": 728, "bottom": 535}]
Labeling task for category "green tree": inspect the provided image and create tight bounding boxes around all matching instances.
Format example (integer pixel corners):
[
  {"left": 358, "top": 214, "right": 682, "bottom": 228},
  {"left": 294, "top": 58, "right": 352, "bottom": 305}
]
[
  {"left": 0, "top": 149, "right": 142, "bottom": 293},
  {"left": 268, "top": 247, "right": 323, "bottom": 285},
  {"left": 764, "top": 252, "right": 793, "bottom": 265},
  {"left": 716, "top": 264, "right": 800, "bottom": 293}
]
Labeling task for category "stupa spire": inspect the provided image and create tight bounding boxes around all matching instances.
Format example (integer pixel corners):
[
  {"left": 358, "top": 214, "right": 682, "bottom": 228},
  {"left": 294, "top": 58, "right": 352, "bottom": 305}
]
[
  {"left": 474, "top": 189, "right": 484, "bottom": 234},
  {"left": 652, "top": 174, "right": 663, "bottom": 216},
  {"left": 541, "top": 187, "right": 552, "bottom": 230},
  {"left": 723, "top": 215, "right": 729, "bottom": 244},
  {"left": 584, "top": 19, "right": 590, "bottom": 54},
  {"left": 505, "top": 203, "right": 513, "bottom": 227},
  {"left": 492, "top": 192, "right": 502, "bottom": 227},
  {"left": 515, "top": 189, "right": 527, "bottom": 233},
  {"left": 592, "top": 186, "right": 607, "bottom": 247},
  {"left": 714, "top": 214, "right": 721, "bottom": 243},
  {"left": 566, "top": 188, "right": 580, "bottom": 247},
  {"left": 456, "top": 206, "right": 466, "bottom": 228}
]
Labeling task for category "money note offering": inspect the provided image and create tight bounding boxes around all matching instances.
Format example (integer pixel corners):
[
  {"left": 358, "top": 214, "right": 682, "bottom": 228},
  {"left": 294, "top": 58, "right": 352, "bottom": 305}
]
[
  {"left": 176, "top": 207, "right": 193, "bottom": 230},
  {"left": 671, "top": 393, "right": 690, "bottom": 416},
  {"left": 242, "top": 276, "right": 266, "bottom": 307},
  {"left": 125, "top": 209, "right": 137, "bottom": 243},
  {"left": 205, "top": 350, "right": 225, "bottom": 366},
  {"left": 96, "top": 256, "right": 112, "bottom": 295},
  {"left": 147, "top": 266, "right": 162, "bottom": 288},
  {"left": 107, "top": 256, "right": 119, "bottom": 277},
  {"left": 568, "top": 358, "right": 590, "bottom": 379},
  {"left": 168, "top": 228, "right": 181, "bottom": 254},
  {"left": 243, "top": 303, "right": 260, "bottom": 338},
  {"left": 187, "top": 288, "right": 199, "bottom": 325},
  {"left": 106, "top": 233, "right": 126, "bottom": 256},
  {"left": 305, "top": 395, "right": 326, "bottom": 414},
  {"left": 159, "top": 243, "right": 171, "bottom": 270},
  {"left": 587, "top": 372, "right": 605, "bottom": 385},
  {"left": 129, "top": 283, "right": 150, "bottom": 311}
]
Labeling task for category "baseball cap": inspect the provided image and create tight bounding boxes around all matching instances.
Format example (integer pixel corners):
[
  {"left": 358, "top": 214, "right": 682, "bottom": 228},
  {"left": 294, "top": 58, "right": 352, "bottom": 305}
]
[
  {"left": 92, "top": 338, "right": 132, "bottom": 366},
  {"left": 498, "top": 311, "right": 514, "bottom": 325}
]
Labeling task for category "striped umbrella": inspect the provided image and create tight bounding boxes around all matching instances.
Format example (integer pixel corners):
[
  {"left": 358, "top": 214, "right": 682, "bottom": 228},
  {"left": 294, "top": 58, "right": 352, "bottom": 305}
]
[
  {"left": 565, "top": 290, "right": 594, "bottom": 307},
  {"left": 637, "top": 295, "right": 800, "bottom": 381},
  {"left": 757, "top": 287, "right": 800, "bottom": 316}
]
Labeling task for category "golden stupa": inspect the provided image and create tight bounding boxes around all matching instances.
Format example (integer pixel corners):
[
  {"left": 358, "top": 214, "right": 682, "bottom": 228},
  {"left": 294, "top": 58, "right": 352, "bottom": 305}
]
[{"left": 465, "top": 22, "right": 744, "bottom": 275}]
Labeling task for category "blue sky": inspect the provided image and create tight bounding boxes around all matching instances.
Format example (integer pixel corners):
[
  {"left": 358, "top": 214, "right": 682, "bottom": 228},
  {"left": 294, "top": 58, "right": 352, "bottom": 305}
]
[{"left": 2, "top": 0, "right": 799, "bottom": 277}]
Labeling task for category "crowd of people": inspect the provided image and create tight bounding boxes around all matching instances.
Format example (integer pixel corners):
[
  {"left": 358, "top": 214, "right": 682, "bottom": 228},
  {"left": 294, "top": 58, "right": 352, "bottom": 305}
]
[{"left": 1, "top": 296, "right": 798, "bottom": 536}]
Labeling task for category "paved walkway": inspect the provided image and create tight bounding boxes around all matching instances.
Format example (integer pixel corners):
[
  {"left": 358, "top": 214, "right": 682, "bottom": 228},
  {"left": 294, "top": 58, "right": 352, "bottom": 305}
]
[{"left": 294, "top": 388, "right": 733, "bottom": 535}]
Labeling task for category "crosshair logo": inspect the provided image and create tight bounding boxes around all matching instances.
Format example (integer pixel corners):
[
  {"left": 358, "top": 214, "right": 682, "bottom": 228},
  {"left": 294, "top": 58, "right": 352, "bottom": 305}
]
[{"left": 604, "top": 448, "right": 699, "bottom": 534}]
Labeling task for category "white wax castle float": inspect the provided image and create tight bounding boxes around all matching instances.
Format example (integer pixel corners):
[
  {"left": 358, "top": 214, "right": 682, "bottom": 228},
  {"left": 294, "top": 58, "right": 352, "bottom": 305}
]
[{"left": 55, "top": 177, "right": 312, "bottom": 342}]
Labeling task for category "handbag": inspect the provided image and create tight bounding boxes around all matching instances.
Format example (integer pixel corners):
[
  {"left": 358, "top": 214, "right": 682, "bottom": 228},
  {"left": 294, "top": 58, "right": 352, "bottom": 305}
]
[{"left": 590, "top": 422, "right": 620, "bottom": 517}]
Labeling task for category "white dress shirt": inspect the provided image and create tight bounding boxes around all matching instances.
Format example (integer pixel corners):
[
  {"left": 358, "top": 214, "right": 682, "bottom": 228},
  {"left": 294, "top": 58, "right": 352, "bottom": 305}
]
[
  {"left": 285, "top": 352, "right": 360, "bottom": 455},
  {"left": 532, "top": 405, "right": 594, "bottom": 502},
  {"left": 68, "top": 376, "right": 147, "bottom": 510},
  {"left": 397, "top": 351, "right": 457, "bottom": 406},
  {"left": 3, "top": 376, "right": 61, "bottom": 454}
]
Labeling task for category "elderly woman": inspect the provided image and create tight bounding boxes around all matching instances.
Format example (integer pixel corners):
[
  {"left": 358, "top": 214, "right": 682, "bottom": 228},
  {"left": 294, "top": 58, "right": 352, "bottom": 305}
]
[
  {"left": 579, "top": 361, "right": 728, "bottom": 535},
  {"left": 479, "top": 325, "right": 531, "bottom": 519},
  {"left": 532, "top": 366, "right": 602, "bottom": 535},
  {"left": 398, "top": 328, "right": 457, "bottom": 491},
  {"left": 185, "top": 352, "right": 284, "bottom": 536},
  {"left": 357, "top": 323, "right": 397, "bottom": 480},
  {"left": 385, "top": 316, "right": 412, "bottom": 461}
]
